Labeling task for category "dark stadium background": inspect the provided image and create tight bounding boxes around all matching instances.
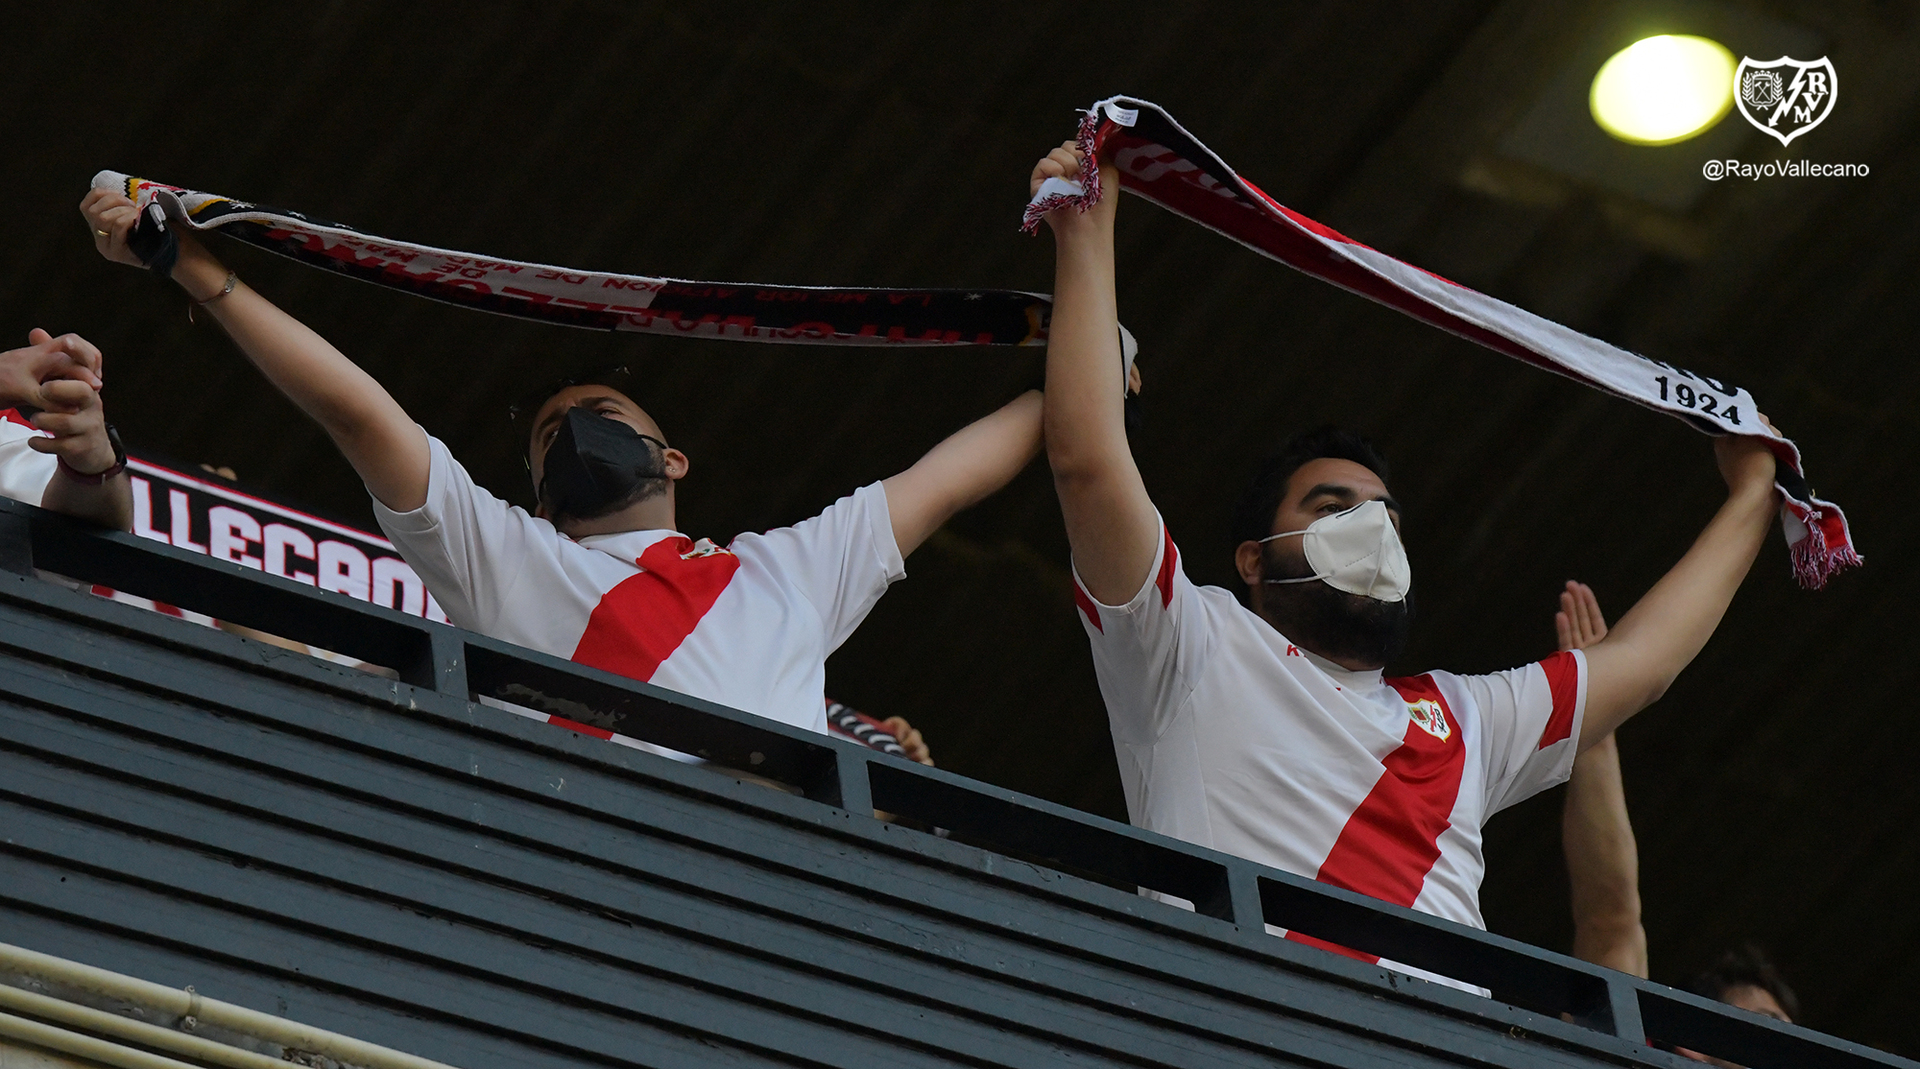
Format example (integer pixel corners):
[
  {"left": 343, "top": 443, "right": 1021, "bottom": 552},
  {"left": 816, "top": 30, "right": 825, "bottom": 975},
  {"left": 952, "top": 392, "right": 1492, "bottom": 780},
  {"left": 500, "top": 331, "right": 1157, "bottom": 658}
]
[{"left": 8, "top": 0, "right": 1918, "bottom": 1052}]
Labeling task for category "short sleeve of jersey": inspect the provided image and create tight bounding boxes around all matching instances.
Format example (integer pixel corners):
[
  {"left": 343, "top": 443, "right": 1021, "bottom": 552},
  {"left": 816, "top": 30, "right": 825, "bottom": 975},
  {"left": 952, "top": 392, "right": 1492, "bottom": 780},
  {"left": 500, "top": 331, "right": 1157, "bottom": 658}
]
[
  {"left": 1450, "top": 649, "right": 1587, "bottom": 815},
  {"left": 736, "top": 481, "right": 905, "bottom": 653},
  {"left": 1069, "top": 520, "right": 1212, "bottom": 744},
  {"left": 0, "top": 412, "right": 55, "bottom": 507},
  {"left": 369, "top": 432, "right": 560, "bottom": 636}
]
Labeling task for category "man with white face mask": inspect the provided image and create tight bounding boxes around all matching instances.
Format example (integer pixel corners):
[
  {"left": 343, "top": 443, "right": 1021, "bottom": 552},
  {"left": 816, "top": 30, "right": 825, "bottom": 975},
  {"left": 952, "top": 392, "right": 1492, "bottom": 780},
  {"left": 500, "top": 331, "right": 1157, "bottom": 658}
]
[{"left": 1031, "top": 144, "right": 1784, "bottom": 989}]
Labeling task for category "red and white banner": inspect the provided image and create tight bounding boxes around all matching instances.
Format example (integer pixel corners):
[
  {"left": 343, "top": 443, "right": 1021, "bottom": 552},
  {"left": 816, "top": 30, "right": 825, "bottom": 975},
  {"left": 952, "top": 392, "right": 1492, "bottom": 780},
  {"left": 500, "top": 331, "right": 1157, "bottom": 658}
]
[{"left": 1026, "top": 96, "right": 1860, "bottom": 589}]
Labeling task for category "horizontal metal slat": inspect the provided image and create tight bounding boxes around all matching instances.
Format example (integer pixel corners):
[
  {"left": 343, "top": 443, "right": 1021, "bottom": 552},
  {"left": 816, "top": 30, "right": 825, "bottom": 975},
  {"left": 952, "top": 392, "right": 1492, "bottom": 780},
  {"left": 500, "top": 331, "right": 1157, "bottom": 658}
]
[
  {"left": 0, "top": 679, "right": 1641, "bottom": 1069},
  {"left": 0, "top": 746, "right": 1430, "bottom": 1069}
]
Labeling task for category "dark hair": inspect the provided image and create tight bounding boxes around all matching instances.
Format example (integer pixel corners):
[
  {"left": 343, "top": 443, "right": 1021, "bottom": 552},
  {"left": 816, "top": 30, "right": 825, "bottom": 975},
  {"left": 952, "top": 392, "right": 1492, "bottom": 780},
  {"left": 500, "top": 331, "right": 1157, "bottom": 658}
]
[
  {"left": 1687, "top": 944, "right": 1800, "bottom": 1023},
  {"left": 508, "top": 364, "right": 649, "bottom": 464},
  {"left": 1229, "top": 426, "right": 1392, "bottom": 548}
]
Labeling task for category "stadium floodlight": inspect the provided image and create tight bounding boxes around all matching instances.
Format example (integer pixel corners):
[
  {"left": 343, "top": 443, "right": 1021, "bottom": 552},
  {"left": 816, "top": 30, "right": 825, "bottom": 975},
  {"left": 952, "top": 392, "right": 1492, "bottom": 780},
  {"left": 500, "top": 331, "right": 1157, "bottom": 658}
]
[{"left": 1590, "top": 34, "right": 1736, "bottom": 145}]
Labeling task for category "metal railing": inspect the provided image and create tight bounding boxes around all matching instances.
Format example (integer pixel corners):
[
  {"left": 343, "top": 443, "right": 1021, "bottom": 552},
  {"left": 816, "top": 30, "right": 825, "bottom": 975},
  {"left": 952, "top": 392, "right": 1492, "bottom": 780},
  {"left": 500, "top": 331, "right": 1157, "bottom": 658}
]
[{"left": 0, "top": 495, "right": 1903, "bottom": 1069}]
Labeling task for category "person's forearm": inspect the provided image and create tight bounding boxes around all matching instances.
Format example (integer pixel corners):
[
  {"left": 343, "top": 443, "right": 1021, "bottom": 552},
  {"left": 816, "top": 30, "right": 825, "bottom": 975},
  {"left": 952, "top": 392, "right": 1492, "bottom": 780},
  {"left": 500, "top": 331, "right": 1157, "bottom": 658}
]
[
  {"left": 943, "top": 388, "right": 1044, "bottom": 507},
  {"left": 39, "top": 470, "right": 132, "bottom": 530},
  {"left": 171, "top": 246, "right": 394, "bottom": 440},
  {"left": 1043, "top": 213, "right": 1160, "bottom": 602},
  {"left": 1580, "top": 481, "right": 1775, "bottom": 741},
  {"left": 171, "top": 241, "right": 428, "bottom": 510},
  {"left": 1573, "top": 917, "right": 1650, "bottom": 979},
  {"left": 1043, "top": 221, "right": 1127, "bottom": 481},
  {"left": 883, "top": 390, "right": 1042, "bottom": 556},
  {"left": 1563, "top": 733, "right": 1648, "bottom": 977}
]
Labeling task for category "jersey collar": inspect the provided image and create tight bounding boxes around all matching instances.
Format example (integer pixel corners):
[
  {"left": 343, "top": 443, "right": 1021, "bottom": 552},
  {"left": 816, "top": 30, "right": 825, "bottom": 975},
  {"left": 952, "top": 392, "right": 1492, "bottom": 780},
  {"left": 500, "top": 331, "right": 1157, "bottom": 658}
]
[
  {"left": 1300, "top": 647, "right": 1386, "bottom": 690},
  {"left": 572, "top": 527, "right": 688, "bottom": 559}
]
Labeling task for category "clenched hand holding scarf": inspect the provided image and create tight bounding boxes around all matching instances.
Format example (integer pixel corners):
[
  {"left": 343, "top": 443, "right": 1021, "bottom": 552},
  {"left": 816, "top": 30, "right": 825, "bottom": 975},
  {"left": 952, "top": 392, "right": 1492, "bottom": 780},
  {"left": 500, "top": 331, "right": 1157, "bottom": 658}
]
[{"left": 95, "top": 94, "right": 1857, "bottom": 587}]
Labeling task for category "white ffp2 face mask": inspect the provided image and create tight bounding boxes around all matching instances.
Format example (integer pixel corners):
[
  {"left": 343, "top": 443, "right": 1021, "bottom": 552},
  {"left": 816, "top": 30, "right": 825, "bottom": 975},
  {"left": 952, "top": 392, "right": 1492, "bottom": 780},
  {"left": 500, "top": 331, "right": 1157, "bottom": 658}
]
[{"left": 1260, "top": 499, "right": 1411, "bottom": 603}]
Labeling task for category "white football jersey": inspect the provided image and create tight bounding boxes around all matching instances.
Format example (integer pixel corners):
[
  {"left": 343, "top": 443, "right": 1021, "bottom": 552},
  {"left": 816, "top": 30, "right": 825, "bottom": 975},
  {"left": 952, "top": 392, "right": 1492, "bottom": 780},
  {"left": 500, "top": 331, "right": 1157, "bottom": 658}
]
[
  {"left": 0, "top": 410, "right": 57, "bottom": 506},
  {"left": 375, "top": 434, "right": 905, "bottom": 733},
  {"left": 1074, "top": 521, "right": 1585, "bottom": 988}
]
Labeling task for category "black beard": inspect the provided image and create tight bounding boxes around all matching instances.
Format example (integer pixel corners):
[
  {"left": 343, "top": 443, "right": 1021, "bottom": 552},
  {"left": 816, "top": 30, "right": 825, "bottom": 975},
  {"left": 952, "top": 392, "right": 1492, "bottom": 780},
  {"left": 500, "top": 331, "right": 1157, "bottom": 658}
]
[
  {"left": 545, "top": 474, "right": 666, "bottom": 525},
  {"left": 1259, "top": 548, "right": 1412, "bottom": 668}
]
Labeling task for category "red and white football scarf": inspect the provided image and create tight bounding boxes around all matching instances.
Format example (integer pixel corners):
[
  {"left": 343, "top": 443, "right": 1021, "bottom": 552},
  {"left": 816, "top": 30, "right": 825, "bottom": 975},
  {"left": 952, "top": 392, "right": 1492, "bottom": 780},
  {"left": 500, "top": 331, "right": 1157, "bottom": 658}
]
[
  {"left": 1023, "top": 97, "right": 1858, "bottom": 589},
  {"left": 94, "top": 170, "right": 1051, "bottom": 348},
  {"left": 96, "top": 100, "right": 1857, "bottom": 588},
  {"left": 825, "top": 701, "right": 909, "bottom": 759}
]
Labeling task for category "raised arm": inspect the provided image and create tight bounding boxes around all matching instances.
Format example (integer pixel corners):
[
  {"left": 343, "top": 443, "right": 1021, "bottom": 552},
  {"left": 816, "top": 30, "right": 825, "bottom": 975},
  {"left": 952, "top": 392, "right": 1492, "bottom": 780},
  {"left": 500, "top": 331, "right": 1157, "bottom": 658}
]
[
  {"left": 1576, "top": 431, "right": 1778, "bottom": 749},
  {"left": 1556, "top": 582, "right": 1649, "bottom": 978},
  {"left": 1034, "top": 144, "right": 1161, "bottom": 604},
  {"left": 80, "top": 190, "right": 428, "bottom": 512},
  {"left": 882, "top": 389, "right": 1041, "bottom": 557}
]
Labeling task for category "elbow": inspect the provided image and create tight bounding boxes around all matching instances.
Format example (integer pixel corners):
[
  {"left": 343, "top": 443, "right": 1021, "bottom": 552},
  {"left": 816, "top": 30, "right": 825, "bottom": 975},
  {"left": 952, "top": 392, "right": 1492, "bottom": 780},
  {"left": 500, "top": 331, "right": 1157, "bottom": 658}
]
[
  {"left": 1043, "top": 430, "right": 1121, "bottom": 489},
  {"left": 1042, "top": 403, "right": 1119, "bottom": 470},
  {"left": 1047, "top": 455, "right": 1118, "bottom": 500},
  {"left": 1591, "top": 636, "right": 1679, "bottom": 716},
  {"left": 1637, "top": 677, "right": 1672, "bottom": 711},
  {"left": 1045, "top": 451, "right": 1093, "bottom": 488},
  {"left": 315, "top": 398, "right": 382, "bottom": 444},
  {"left": 1572, "top": 898, "right": 1644, "bottom": 942},
  {"left": 1042, "top": 414, "right": 1137, "bottom": 500},
  {"left": 1042, "top": 429, "right": 1084, "bottom": 479},
  {"left": 1582, "top": 887, "right": 1644, "bottom": 926},
  {"left": 1572, "top": 919, "right": 1649, "bottom": 978}
]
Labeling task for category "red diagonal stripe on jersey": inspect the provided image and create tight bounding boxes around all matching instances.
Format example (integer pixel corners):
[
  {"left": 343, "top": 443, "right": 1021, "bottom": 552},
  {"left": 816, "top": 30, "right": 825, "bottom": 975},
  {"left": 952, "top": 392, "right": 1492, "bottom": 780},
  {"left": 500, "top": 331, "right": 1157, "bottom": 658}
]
[
  {"left": 1072, "top": 581, "right": 1103, "bottom": 632},
  {"left": 571, "top": 536, "right": 741, "bottom": 682},
  {"left": 1155, "top": 526, "right": 1178, "bottom": 608},
  {"left": 1536, "top": 651, "right": 1580, "bottom": 749},
  {"left": 1287, "top": 673, "right": 1466, "bottom": 964}
]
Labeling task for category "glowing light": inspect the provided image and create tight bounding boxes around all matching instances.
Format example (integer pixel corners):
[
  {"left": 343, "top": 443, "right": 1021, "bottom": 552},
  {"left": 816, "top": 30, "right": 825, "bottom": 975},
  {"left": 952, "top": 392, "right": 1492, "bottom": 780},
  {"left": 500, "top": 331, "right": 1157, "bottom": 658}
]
[{"left": 1590, "top": 35, "right": 1736, "bottom": 145}]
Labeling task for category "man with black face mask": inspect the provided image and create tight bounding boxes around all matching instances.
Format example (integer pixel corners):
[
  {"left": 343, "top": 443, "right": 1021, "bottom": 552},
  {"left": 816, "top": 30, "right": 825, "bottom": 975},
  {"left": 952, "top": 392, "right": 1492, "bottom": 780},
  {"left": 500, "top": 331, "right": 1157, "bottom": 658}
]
[
  {"left": 1031, "top": 143, "right": 1785, "bottom": 991},
  {"left": 83, "top": 199, "right": 1044, "bottom": 737}
]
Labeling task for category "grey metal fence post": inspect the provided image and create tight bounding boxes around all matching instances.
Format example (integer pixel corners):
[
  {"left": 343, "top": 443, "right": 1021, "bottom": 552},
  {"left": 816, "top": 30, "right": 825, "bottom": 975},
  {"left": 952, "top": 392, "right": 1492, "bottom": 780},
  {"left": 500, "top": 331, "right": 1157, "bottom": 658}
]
[
  {"left": 430, "top": 627, "right": 468, "bottom": 699},
  {"left": 833, "top": 747, "right": 873, "bottom": 816},
  {"left": 1608, "top": 978, "right": 1647, "bottom": 1045}
]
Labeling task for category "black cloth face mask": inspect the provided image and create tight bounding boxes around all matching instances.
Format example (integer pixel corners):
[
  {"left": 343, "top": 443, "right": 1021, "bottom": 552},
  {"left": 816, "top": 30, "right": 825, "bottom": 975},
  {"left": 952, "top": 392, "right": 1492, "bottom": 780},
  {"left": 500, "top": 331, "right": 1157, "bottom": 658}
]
[{"left": 537, "top": 407, "right": 669, "bottom": 522}]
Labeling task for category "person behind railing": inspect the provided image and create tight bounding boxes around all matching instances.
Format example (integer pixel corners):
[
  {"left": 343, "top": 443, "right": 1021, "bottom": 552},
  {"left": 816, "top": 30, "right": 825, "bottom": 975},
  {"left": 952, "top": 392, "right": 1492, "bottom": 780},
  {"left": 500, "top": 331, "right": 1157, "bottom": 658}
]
[
  {"left": 81, "top": 189, "right": 1042, "bottom": 743},
  {"left": 1029, "top": 141, "right": 1785, "bottom": 989},
  {"left": 826, "top": 701, "right": 935, "bottom": 823},
  {"left": 826, "top": 700, "right": 934, "bottom": 765},
  {"left": 0, "top": 330, "right": 132, "bottom": 530},
  {"left": 1684, "top": 946, "right": 1799, "bottom": 1050},
  {"left": 1555, "top": 583, "right": 1800, "bottom": 1060},
  {"left": 1696, "top": 949, "right": 1798, "bottom": 1023},
  {"left": 1555, "top": 582, "right": 1651, "bottom": 980}
]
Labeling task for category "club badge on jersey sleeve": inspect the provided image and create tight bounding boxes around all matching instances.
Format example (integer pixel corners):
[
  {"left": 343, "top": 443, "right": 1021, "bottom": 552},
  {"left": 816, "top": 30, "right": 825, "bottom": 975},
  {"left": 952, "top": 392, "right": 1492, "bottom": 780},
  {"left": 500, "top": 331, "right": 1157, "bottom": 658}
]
[{"left": 1406, "top": 698, "right": 1452, "bottom": 741}]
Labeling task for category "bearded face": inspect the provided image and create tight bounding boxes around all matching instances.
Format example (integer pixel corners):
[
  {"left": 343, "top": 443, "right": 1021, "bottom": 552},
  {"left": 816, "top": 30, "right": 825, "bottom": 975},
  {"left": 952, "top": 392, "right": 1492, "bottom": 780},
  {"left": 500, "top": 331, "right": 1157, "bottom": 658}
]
[{"left": 1258, "top": 543, "right": 1411, "bottom": 668}]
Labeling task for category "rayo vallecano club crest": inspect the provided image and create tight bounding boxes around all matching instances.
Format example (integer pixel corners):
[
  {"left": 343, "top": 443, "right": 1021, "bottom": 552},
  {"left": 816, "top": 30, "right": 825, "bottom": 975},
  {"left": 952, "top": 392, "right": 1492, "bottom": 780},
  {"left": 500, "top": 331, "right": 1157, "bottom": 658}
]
[
  {"left": 1406, "top": 698, "right": 1451, "bottom": 741},
  {"left": 1734, "top": 55, "right": 1837, "bottom": 146}
]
